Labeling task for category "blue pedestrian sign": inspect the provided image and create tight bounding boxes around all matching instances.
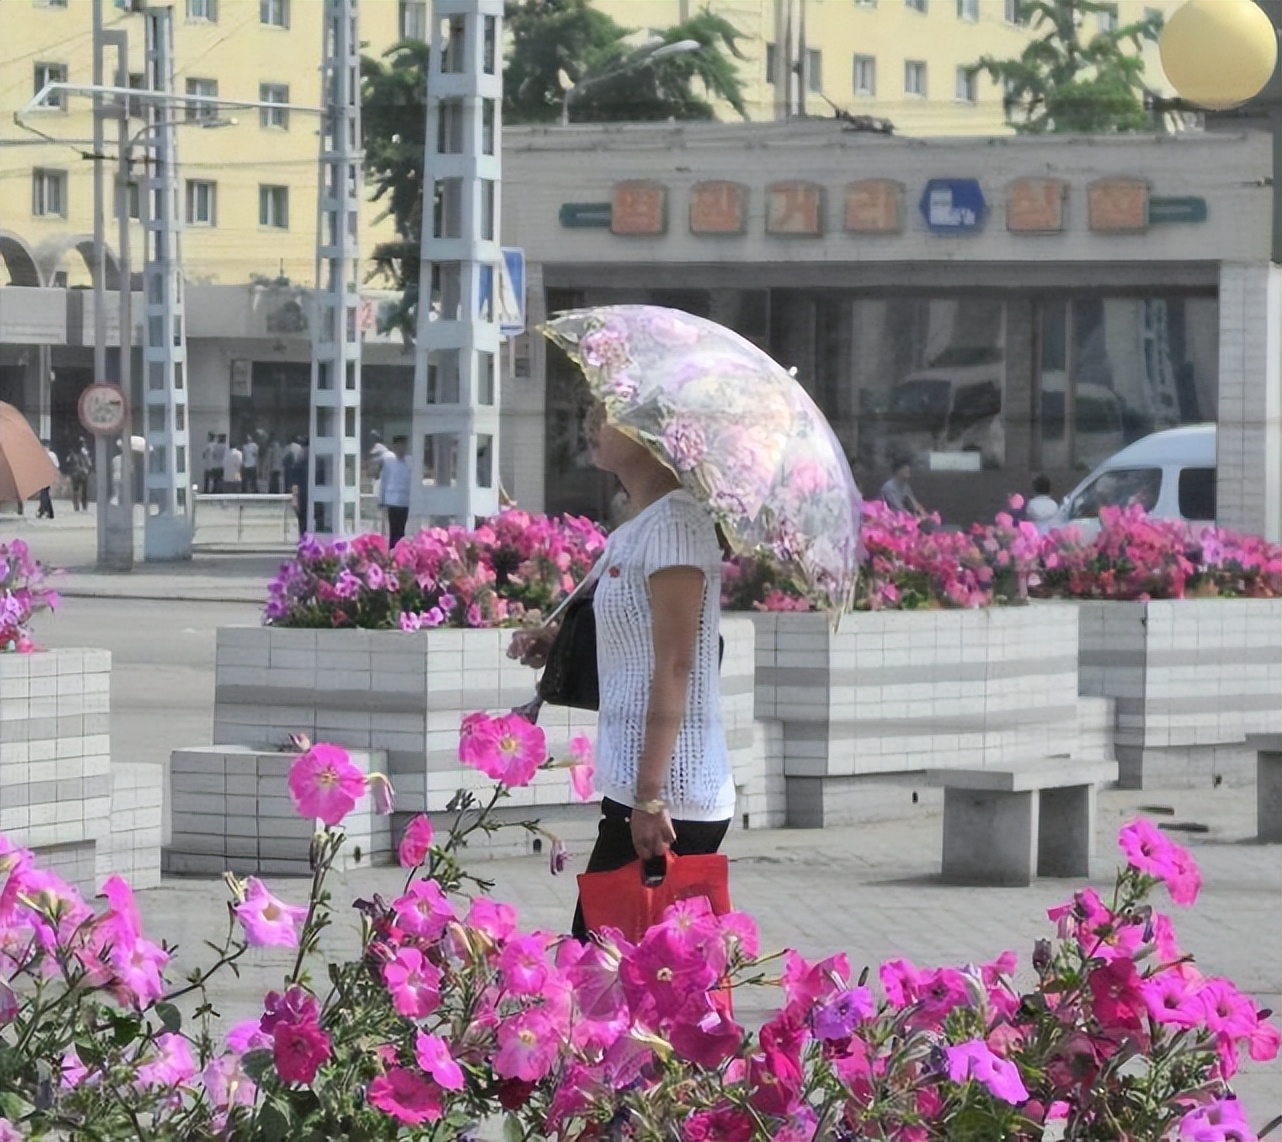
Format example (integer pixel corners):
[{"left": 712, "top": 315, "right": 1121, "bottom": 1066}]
[{"left": 919, "top": 179, "right": 987, "bottom": 234}]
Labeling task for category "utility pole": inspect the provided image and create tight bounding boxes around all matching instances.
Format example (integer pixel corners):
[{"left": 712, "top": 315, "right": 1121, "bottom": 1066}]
[
  {"left": 308, "top": 0, "right": 364, "bottom": 537},
  {"left": 410, "top": 0, "right": 504, "bottom": 529},
  {"left": 140, "top": 7, "right": 193, "bottom": 559}
]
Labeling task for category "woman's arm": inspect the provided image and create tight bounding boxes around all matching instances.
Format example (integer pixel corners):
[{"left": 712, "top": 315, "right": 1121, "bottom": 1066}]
[{"left": 631, "top": 565, "right": 706, "bottom": 859}]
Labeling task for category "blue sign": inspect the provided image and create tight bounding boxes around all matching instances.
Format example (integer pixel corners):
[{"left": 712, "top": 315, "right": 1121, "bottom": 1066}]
[
  {"left": 478, "top": 247, "right": 527, "bottom": 336},
  {"left": 919, "top": 179, "right": 987, "bottom": 233}
]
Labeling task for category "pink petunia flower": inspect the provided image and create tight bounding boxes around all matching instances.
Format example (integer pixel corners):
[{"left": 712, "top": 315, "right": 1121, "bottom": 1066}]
[
  {"left": 398, "top": 814, "right": 435, "bottom": 869},
  {"left": 1141, "top": 970, "right": 1205, "bottom": 1029},
  {"left": 498, "top": 933, "right": 552, "bottom": 995},
  {"left": 567, "top": 734, "right": 596, "bottom": 803},
  {"left": 288, "top": 743, "right": 368, "bottom": 827},
  {"left": 944, "top": 1039, "right": 1030, "bottom": 1105},
  {"left": 203, "top": 1053, "right": 258, "bottom": 1111},
  {"left": 135, "top": 1033, "right": 197, "bottom": 1089},
  {"left": 415, "top": 1031, "right": 465, "bottom": 1091},
  {"left": 467, "top": 897, "right": 519, "bottom": 943},
  {"left": 367, "top": 1067, "right": 445, "bottom": 1125},
  {"left": 458, "top": 712, "right": 547, "bottom": 787},
  {"left": 1178, "top": 1097, "right": 1254, "bottom": 1142},
  {"left": 383, "top": 947, "right": 443, "bottom": 1019},
  {"left": 233, "top": 878, "right": 309, "bottom": 949},
  {"left": 391, "top": 879, "right": 457, "bottom": 941},
  {"left": 1197, "top": 979, "right": 1260, "bottom": 1039},
  {"left": 494, "top": 1008, "right": 561, "bottom": 1082},
  {"left": 272, "top": 1019, "right": 331, "bottom": 1085}
]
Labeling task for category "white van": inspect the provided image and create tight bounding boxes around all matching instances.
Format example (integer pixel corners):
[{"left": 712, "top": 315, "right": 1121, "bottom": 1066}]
[{"left": 1050, "top": 424, "right": 1216, "bottom": 538}]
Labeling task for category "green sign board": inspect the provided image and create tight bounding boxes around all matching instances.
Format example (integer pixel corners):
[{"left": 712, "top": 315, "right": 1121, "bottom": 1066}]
[
  {"left": 559, "top": 202, "right": 613, "bottom": 229},
  {"left": 1148, "top": 196, "right": 1208, "bottom": 225}
]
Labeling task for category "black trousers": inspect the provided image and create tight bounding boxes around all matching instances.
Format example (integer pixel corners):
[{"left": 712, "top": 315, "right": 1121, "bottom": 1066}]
[
  {"left": 571, "top": 797, "right": 730, "bottom": 940},
  {"left": 387, "top": 505, "right": 409, "bottom": 549},
  {"left": 37, "top": 488, "right": 53, "bottom": 518}
]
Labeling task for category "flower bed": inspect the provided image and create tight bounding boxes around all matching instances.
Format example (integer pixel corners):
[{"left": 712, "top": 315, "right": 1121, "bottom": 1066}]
[
  {"left": 1, "top": 540, "right": 58, "bottom": 652},
  {"left": 2, "top": 727, "right": 1278, "bottom": 1141}
]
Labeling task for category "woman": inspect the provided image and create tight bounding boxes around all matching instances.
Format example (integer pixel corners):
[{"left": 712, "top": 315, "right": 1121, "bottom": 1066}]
[{"left": 513, "top": 404, "right": 733, "bottom": 938}]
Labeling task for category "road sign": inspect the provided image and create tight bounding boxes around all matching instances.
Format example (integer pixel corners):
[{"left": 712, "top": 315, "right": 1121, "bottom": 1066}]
[
  {"left": 497, "top": 248, "right": 526, "bottom": 336},
  {"left": 78, "top": 383, "right": 128, "bottom": 436},
  {"left": 919, "top": 179, "right": 987, "bottom": 233},
  {"left": 559, "top": 202, "right": 613, "bottom": 228}
]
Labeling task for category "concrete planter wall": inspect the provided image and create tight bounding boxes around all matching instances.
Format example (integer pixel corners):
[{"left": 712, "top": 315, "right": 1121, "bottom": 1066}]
[
  {"left": 0, "top": 649, "right": 159, "bottom": 889},
  {"left": 168, "top": 746, "right": 392, "bottom": 876},
  {"left": 1077, "top": 599, "right": 1282, "bottom": 788},
  {"left": 211, "top": 617, "right": 777, "bottom": 845},
  {"left": 749, "top": 606, "right": 1084, "bottom": 827}
]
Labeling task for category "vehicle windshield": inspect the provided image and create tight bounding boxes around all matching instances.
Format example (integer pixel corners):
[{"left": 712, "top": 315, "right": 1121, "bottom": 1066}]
[{"left": 1070, "top": 467, "right": 1162, "bottom": 519}]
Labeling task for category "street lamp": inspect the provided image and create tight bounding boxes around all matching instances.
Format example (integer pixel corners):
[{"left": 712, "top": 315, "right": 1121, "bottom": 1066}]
[{"left": 560, "top": 39, "right": 702, "bottom": 125}]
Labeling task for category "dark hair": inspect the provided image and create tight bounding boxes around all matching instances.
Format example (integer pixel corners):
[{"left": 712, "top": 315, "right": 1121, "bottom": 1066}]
[
  {"left": 392, "top": 434, "right": 408, "bottom": 445},
  {"left": 1032, "top": 474, "right": 1051, "bottom": 496},
  {"left": 892, "top": 453, "right": 913, "bottom": 472}
]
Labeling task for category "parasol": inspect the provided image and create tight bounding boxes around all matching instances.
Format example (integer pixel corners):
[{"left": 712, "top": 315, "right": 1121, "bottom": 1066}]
[
  {"left": 0, "top": 401, "right": 60, "bottom": 504},
  {"left": 540, "top": 305, "right": 862, "bottom": 616}
]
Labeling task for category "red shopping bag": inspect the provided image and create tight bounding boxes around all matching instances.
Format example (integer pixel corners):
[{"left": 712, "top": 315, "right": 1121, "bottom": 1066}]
[{"left": 577, "top": 852, "right": 734, "bottom": 1016}]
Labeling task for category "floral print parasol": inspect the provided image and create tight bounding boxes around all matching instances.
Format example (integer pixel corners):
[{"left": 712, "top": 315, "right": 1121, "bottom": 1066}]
[{"left": 540, "top": 305, "right": 863, "bottom": 617}]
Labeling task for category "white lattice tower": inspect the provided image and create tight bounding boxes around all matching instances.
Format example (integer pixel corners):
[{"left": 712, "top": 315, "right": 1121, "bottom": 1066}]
[
  {"left": 141, "top": 7, "right": 192, "bottom": 560},
  {"left": 409, "top": 0, "right": 504, "bottom": 528},
  {"left": 308, "top": 0, "right": 364, "bottom": 537}
]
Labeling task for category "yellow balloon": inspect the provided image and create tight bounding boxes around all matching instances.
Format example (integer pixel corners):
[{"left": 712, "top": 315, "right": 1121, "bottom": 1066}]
[{"left": 1160, "top": 0, "right": 1279, "bottom": 110}]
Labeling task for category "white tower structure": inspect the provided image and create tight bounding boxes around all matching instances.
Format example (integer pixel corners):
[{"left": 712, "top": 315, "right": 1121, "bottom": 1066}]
[
  {"left": 141, "top": 7, "right": 193, "bottom": 561},
  {"left": 307, "top": 0, "right": 364, "bottom": 537},
  {"left": 410, "top": 0, "right": 504, "bottom": 527}
]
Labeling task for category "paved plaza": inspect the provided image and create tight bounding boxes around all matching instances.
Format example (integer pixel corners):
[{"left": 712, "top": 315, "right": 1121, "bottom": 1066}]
[{"left": 5, "top": 506, "right": 1281, "bottom": 1126}]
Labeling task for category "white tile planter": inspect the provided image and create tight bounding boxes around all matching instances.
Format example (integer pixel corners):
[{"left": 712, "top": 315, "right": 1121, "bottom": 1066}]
[
  {"left": 749, "top": 605, "right": 1084, "bottom": 827},
  {"left": 0, "top": 649, "right": 159, "bottom": 888},
  {"left": 1077, "top": 599, "right": 1282, "bottom": 789},
  {"left": 211, "top": 617, "right": 779, "bottom": 849},
  {"left": 168, "top": 746, "right": 392, "bottom": 876}
]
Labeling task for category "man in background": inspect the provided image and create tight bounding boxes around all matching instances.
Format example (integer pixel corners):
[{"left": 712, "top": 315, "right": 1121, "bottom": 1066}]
[
  {"left": 242, "top": 437, "right": 260, "bottom": 494},
  {"left": 378, "top": 435, "right": 411, "bottom": 549},
  {"left": 36, "top": 440, "right": 59, "bottom": 518},
  {"left": 222, "top": 439, "right": 244, "bottom": 493}
]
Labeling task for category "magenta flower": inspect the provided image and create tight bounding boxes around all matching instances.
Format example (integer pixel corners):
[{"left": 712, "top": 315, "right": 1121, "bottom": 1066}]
[
  {"left": 272, "top": 1019, "right": 331, "bottom": 1085},
  {"left": 944, "top": 1039, "right": 1029, "bottom": 1105},
  {"left": 415, "top": 1031, "right": 465, "bottom": 1091},
  {"left": 812, "top": 986, "right": 876, "bottom": 1041},
  {"left": 457, "top": 711, "right": 547, "bottom": 787},
  {"left": 620, "top": 926, "right": 719, "bottom": 1024},
  {"left": 1197, "top": 979, "right": 1260, "bottom": 1039},
  {"left": 398, "top": 814, "right": 435, "bottom": 869},
  {"left": 498, "top": 933, "right": 552, "bottom": 995},
  {"left": 494, "top": 1008, "right": 561, "bottom": 1082},
  {"left": 203, "top": 1054, "right": 257, "bottom": 1112},
  {"left": 567, "top": 734, "right": 596, "bottom": 803},
  {"left": 1178, "top": 1098, "right": 1254, "bottom": 1142},
  {"left": 135, "top": 1033, "right": 197, "bottom": 1089},
  {"left": 391, "top": 879, "right": 457, "bottom": 941},
  {"left": 383, "top": 947, "right": 443, "bottom": 1019},
  {"left": 234, "top": 878, "right": 309, "bottom": 948},
  {"left": 367, "top": 1066, "right": 445, "bottom": 1125},
  {"left": 467, "top": 897, "right": 519, "bottom": 943},
  {"left": 669, "top": 1007, "right": 744, "bottom": 1069},
  {"left": 1141, "top": 970, "right": 1206, "bottom": 1029},
  {"left": 1118, "top": 817, "right": 1180, "bottom": 878},
  {"left": 288, "top": 743, "right": 368, "bottom": 827}
]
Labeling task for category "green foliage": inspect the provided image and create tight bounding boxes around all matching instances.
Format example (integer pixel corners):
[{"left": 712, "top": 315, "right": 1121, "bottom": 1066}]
[{"left": 969, "top": 0, "right": 1163, "bottom": 134}]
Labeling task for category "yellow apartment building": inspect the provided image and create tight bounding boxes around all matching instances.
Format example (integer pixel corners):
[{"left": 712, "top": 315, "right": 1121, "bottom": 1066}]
[{"left": 598, "top": 0, "right": 1184, "bottom": 131}]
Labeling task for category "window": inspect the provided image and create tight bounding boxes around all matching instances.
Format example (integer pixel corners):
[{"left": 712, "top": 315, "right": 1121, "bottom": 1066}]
[
  {"left": 805, "top": 49, "right": 822, "bottom": 93},
  {"left": 1004, "top": 0, "right": 1025, "bottom": 22},
  {"left": 854, "top": 0, "right": 877, "bottom": 6},
  {"left": 904, "top": 60, "right": 927, "bottom": 97},
  {"left": 260, "top": 0, "right": 288, "bottom": 27},
  {"left": 956, "top": 0, "right": 978, "bottom": 18},
  {"left": 398, "top": 0, "right": 427, "bottom": 40},
  {"left": 36, "top": 0, "right": 70, "bottom": 7},
  {"left": 33, "top": 63, "right": 67, "bottom": 109},
  {"left": 114, "top": 179, "right": 141, "bottom": 220},
  {"left": 1069, "top": 468, "right": 1162, "bottom": 520},
  {"left": 259, "top": 83, "right": 289, "bottom": 129},
  {"left": 32, "top": 169, "right": 66, "bottom": 217},
  {"left": 765, "top": 42, "right": 777, "bottom": 84},
  {"left": 185, "top": 77, "right": 218, "bottom": 121},
  {"left": 1097, "top": 4, "right": 1118, "bottom": 32},
  {"left": 955, "top": 66, "right": 977, "bottom": 103},
  {"left": 186, "top": 179, "right": 217, "bottom": 225},
  {"left": 259, "top": 184, "right": 289, "bottom": 228},
  {"left": 1178, "top": 469, "right": 1216, "bottom": 520},
  {"left": 905, "top": 0, "right": 927, "bottom": 11},
  {"left": 853, "top": 54, "right": 876, "bottom": 96},
  {"left": 186, "top": 0, "right": 216, "bottom": 20}
]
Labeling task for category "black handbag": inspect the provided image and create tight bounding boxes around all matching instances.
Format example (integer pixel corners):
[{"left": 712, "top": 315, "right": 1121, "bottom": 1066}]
[{"left": 538, "top": 596, "right": 601, "bottom": 710}]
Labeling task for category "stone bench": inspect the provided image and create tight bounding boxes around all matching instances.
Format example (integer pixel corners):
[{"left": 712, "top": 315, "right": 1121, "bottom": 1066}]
[
  {"left": 925, "top": 758, "right": 1118, "bottom": 886},
  {"left": 1246, "top": 735, "right": 1281, "bottom": 844}
]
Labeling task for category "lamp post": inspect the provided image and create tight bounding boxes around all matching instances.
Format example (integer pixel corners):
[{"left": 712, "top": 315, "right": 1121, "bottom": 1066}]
[
  {"left": 1159, "top": 0, "right": 1281, "bottom": 542},
  {"left": 560, "top": 39, "right": 702, "bottom": 125}
]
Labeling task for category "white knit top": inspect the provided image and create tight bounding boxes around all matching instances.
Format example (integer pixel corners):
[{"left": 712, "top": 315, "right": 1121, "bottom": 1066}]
[{"left": 592, "top": 490, "right": 734, "bottom": 822}]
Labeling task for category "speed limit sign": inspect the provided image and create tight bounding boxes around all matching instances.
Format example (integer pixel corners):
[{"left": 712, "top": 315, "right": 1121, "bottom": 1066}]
[{"left": 78, "top": 383, "right": 128, "bottom": 436}]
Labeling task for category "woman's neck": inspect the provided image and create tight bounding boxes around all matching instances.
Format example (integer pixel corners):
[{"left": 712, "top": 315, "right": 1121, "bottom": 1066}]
[{"left": 620, "top": 464, "right": 680, "bottom": 514}]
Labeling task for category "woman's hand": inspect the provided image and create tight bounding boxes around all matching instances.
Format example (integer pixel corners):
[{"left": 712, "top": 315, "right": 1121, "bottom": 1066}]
[
  {"left": 506, "top": 622, "right": 559, "bottom": 670},
  {"left": 630, "top": 805, "right": 676, "bottom": 861}
]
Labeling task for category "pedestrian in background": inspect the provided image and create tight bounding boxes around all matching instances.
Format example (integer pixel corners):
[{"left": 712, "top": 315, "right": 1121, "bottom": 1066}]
[
  {"left": 377, "top": 435, "right": 411, "bottom": 549},
  {"left": 879, "top": 454, "right": 928, "bottom": 520},
  {"left": 36, "top": 439, "right": 59, "bottom": 518},
  {"left": 242, "top": 437, "right": 260, "bottom": 494},
  {"left": 266, "top": 436, "right": 284, "bottom": 495},
  {"left": 210, "top": 434, "right": 227, "bottom": 494},
  {"left": 222, "top": 440, "right": 244, "bottom": 493},
  {"left": 1023, "top": 473, "right": 1059, "bottom": 534},
  {"left": 202, "top": 432, "right": 217, "bottom": 493},
  {"left": 65, "top": 437, "right": 91, "bottom": 512},
  {"left": 284, "top": 436, "right": 308, "bottom": 535}
]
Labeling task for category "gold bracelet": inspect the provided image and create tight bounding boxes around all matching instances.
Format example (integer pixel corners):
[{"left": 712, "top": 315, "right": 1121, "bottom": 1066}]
[{"left": 634, "top": 797, "right": 667, "bottom": 816}]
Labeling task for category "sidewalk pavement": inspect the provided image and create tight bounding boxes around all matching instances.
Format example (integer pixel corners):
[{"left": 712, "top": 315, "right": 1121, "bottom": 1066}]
[{"left": 144, "top": 782, "right": 1281, "bottom": 1126}]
